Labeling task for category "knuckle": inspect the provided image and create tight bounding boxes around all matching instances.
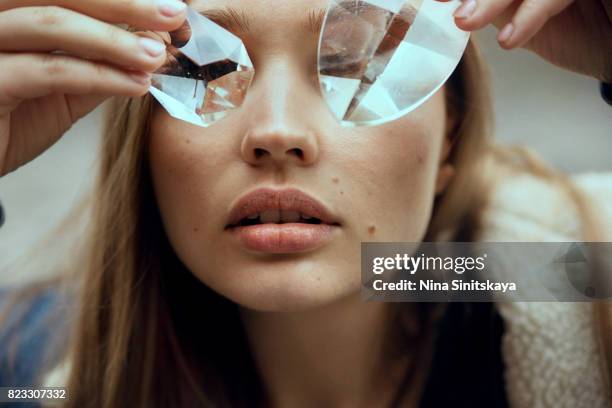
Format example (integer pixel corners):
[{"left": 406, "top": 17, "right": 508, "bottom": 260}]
[
  {"left": 32, "top": 6, "right": 65, "bottom": 28},
  {"left": 92, "top": 63, "right": 109, "bottom": 80},
  {"left": 40, "top": 54, "right": 67, "bottom": 77},
  {"left": 90, "top": 64, "right": 116, "bottom": 91},
  {"left": 104, "top": 25, "right": 126, "bottom": 46}
]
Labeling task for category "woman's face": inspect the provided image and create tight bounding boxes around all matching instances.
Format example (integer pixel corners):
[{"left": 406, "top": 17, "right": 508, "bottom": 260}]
[{"left": 148, "top": 0, "right": 451, "bottom": 312}]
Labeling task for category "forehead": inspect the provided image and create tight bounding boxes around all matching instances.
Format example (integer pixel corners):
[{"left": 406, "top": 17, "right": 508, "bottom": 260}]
[{"left": 188, "top": 0, "right": 329, "bottom": 31}]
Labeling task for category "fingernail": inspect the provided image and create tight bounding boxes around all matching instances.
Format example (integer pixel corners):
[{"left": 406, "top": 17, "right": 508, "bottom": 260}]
[
  {"left": 498, "top": 23, "right": 514, "bottom": 44},
  {"left": 130, "top": 72, "right": 151, "bottom": 86},
  {"left": 454, "top": 0, "right": 477, "bottom": 19},
  {"left": 140, "top": 38, "right": 166, "bottom": 58},
  {"left": 156, "top": 0, "right": 186, "bottom": 17}
]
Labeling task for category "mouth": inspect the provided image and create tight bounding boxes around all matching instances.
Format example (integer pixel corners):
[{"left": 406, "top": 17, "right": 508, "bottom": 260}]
[
  {"left": 229, "top": 210, "right": 328, "bottom": 227},
  {"left": 225, "top": 188, "right": 341, "bottom": 254}
]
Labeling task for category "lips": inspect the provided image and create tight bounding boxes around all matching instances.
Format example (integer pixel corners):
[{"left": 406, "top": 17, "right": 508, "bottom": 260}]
[{"left": 226, "top": 188, "right": 340, "bottom": 253}]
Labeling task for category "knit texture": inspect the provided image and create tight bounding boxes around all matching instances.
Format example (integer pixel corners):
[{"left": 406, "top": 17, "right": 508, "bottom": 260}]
[{"left": 480, "top": 171, "right": 612, "bottom": 408}]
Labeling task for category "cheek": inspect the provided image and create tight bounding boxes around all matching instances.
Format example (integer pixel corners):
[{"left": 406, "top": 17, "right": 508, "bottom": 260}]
[
  {"left": 329, "top": 96, "right": 446, "bottom": 241},
  {"left": 147, "top": 108, "right": 231, "bottom": 259}
]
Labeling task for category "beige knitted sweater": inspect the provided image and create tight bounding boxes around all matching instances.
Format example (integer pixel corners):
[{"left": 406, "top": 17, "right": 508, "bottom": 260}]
[{"left": 480, "top": 171, "right": 612, "bottom": 408}]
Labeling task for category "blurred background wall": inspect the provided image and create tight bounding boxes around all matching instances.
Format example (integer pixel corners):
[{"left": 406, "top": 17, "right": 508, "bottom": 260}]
[{"left": 1, "top": 27, "right": 611, "bottom": 285}]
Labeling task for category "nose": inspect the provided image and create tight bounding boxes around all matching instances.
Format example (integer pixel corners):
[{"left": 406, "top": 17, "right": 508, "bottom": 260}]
[
  {"left": 241, "top": 124, "right": 319, "bottom": 166},
  {"left": 240, "top": 61, "right": 321, "bottom": 167}
]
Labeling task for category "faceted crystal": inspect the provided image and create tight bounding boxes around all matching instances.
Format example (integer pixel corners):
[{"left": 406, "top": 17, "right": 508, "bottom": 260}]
[
  {"left": 149, "top": 6, "right": 254, "bottom": 128},
  {"left": 318, "top": 0, "right": 469, "bottom": 127}
]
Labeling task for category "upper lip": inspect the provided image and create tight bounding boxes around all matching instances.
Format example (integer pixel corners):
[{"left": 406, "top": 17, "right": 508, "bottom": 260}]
[{"left": 226, "top": 188, "right": 340, "bottom": 228}]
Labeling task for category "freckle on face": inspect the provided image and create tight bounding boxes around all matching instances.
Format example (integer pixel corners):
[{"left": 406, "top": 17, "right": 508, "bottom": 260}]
[{"left": 332, "top": 177, "right": 339, "bottom": 183}]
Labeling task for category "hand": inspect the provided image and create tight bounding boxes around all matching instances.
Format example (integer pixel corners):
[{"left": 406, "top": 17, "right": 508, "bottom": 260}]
[
  {"left": 0, "top": 0, "right": 187, "bottom": 176},
  {"left": 452, "top": 0, "right": 612, "bottom": 82}
]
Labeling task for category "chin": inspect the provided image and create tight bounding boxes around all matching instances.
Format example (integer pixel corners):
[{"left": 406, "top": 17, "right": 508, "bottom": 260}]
[{"left": 196, "top": 257, "right": 361, "bottom": 313}]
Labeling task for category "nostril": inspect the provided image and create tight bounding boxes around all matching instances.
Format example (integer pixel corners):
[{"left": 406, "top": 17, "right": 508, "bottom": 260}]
[
  {"left": 254, "top": 148, "right": 267, "bottom": 159},
  {"left": 288, "top": 148, "right": 304, "bottom": 160}
]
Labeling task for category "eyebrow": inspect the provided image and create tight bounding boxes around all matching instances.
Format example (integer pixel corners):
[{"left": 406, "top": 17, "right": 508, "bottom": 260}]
[
  {"left": 199, "top": 7, "right": 252, "bottom": 32},
  {"left": 190, "top": 5, "right": 327, "bottom": 35}
]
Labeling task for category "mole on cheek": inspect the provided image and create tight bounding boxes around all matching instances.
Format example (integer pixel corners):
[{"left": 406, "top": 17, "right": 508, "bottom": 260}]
[
  {"left": 368, "top": 225, "right": 376, "bottom": 235},
  {"left": 417, "top": 151, "right": 425, "bottom": 165},
  {"left": 332, "top": 177, "right": 340, "bottom": 183},
  {"left": 415, "top": 138, "right": 433, "bottom": 166}
]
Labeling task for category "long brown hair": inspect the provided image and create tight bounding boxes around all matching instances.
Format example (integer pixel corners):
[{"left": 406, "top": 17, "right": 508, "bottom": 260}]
[{"left": 28, "top": 37, "right": 611, "bottom": 406}]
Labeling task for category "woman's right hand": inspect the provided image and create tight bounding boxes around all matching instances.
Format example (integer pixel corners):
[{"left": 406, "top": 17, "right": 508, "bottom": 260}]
[{"left": 0, "top": 0, "right": 187, "bottom": 176}]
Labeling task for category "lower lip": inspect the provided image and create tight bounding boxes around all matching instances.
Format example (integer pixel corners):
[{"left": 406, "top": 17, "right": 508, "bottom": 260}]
[{"left": 228, "top": 223, "right": 337, "bottom": 253}]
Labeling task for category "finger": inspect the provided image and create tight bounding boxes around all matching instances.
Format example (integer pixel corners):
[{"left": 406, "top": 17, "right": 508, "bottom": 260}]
[
  {"left": 0, "top": 7, "right": 167, "bottom": 72},
  {"left": 0, "top": 0, "right": 187, "bottom": 32},
  {"left": 453, "top": 0, "right": 516, "bottom": 31},
  {"left": 496, "top": 0, "right": 574, "bottom": 49},
  {"left": 136, "top": 30, "right": 172, "bottom": 46},
  {"left": 0, "top": 53, "right": 150, "bottom": 107}
]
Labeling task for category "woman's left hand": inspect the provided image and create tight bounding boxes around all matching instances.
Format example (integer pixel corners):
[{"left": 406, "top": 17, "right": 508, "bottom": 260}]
[{"left": 451, "top": 0, "right": 612, "bottom": 82}]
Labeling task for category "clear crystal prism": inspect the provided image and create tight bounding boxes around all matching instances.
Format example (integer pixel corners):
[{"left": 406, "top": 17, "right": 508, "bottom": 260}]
[
  {"left": 149, "top": 6, "right": 254, "bottom": 128},
  {"left": 318, "top": 0, "right": 469, "bottom": 127}
]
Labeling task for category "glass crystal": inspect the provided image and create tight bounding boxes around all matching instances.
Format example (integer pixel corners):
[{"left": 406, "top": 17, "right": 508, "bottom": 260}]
[
  {"left": 318, "top": 0, "right": 469, "bottom": 127},
  {"left": 149, "top": 6, "right": 254, "bottom": 128}
]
